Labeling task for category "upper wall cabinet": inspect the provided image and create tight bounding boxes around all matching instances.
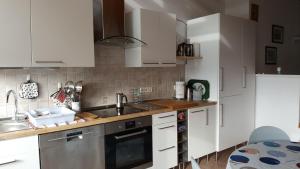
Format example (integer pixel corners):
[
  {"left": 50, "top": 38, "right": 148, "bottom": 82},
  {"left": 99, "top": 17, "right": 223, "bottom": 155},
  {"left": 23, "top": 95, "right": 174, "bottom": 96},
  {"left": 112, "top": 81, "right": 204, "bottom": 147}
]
[
  {"left": 0, "top": 0, "right": 31, "bottom": 67},
  {"left": 125, "top": 9, "right": 176, "bottom": 67},
  {"left": 31, "top": 0, "right": 94, "bottom": 67}
]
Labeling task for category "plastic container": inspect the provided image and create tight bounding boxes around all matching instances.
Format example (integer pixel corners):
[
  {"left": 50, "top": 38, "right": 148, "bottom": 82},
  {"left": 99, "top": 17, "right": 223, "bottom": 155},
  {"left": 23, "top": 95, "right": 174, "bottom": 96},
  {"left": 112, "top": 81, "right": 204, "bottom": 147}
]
[{"left": 25, "top": 107, "right": 76, "bottom": 127}]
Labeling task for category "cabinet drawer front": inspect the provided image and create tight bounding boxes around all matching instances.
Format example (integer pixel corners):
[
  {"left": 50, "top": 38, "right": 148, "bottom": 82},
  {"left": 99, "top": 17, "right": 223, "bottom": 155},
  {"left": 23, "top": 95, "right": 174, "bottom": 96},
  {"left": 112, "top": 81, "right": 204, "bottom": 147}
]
[
  {"left": 152, "top": 111, "right": 176, "bottom": 125},
  {"left": 153, "top": 144, "right": 178, "bottom": 169},
  {"left": 0, "top": 152, "right": 40, "bottom": 169},
  {"left": 188, "top": 107, "right": 207, "bottom": 114},
  {"left": 153, "top": 122, "right": 177, "bottom": 150},
  {"left": 0, "top": 136, "right": 38, "bottom": 155}
]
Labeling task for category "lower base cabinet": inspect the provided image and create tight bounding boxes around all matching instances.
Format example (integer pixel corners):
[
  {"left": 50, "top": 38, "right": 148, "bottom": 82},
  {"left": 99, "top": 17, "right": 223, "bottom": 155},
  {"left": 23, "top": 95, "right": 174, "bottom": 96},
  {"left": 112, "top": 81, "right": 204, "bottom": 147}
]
[
  {"left": 151, "top": 112, "right": 178, "bottom": 169},
  {"left": 0, "top": 136, "right": 40, "bottom": 169},
  {"left": 188, "top": 106, "right": 216, "bottom": 160}
]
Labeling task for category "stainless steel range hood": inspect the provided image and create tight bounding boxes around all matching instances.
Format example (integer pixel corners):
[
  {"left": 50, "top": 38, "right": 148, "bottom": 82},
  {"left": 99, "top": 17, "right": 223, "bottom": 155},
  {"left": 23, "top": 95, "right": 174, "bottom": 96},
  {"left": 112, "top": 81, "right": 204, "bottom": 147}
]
[{"left": 93, "top": 0, "right": 147, "bottom": 48}]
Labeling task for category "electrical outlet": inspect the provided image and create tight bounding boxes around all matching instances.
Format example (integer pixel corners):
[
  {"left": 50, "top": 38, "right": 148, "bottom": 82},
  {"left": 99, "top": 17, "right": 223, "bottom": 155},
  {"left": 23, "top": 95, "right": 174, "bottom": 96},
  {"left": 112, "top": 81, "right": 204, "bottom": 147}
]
[{"left": 140, "top": 87, "right": 153, "bottom": 93}]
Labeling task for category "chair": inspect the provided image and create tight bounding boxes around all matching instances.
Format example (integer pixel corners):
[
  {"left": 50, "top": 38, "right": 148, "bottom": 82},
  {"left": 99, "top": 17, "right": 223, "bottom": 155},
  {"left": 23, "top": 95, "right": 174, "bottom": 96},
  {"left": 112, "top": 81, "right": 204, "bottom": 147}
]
[
  {"left": 248, "top": 126, "right": 290, "bottom": 144},
  {"left": 191, "top": 157, "right": 201, "bottom": 169}
]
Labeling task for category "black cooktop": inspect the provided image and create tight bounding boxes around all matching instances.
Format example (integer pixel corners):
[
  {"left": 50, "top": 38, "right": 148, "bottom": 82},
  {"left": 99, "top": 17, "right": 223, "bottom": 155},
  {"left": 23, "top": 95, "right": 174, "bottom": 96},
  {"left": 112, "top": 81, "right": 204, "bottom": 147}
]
[{"left": 85, "top": 105, "right": 144, "bottom": 118}]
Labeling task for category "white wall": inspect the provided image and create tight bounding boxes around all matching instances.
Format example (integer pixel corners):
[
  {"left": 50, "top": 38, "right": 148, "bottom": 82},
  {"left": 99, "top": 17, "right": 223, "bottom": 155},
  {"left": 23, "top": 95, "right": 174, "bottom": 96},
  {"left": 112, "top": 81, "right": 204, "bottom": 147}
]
[
  {"left": 125, "top": 0, "right": 224, "bottom": 20},
  {"left": 254, "top": 0, "right": 300, "bottom": 74},
  {"left": 225, "top": 0, "right": 250, "bottom": 19}
]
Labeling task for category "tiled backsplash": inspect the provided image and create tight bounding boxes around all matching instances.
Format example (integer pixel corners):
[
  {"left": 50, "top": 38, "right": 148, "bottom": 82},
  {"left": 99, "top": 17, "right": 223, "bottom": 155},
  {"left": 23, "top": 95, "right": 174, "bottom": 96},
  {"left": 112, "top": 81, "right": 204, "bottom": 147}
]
[{"left": 0, "top": 45, "right": 185, "bottom": 118}]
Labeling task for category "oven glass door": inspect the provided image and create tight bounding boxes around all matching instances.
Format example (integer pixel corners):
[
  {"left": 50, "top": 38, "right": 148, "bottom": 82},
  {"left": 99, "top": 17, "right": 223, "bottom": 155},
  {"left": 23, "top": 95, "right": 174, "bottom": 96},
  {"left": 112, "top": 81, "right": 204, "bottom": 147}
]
[{"left": 105, "top": 127, "right": 152, "bottom": 169}]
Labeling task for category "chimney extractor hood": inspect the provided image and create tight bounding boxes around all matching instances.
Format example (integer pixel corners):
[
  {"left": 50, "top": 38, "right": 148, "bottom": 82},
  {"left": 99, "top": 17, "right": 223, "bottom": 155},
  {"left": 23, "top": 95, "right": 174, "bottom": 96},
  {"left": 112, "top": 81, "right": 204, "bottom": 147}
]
[{"left": 93, "top": 0, "right": 147, "bottom": 48}]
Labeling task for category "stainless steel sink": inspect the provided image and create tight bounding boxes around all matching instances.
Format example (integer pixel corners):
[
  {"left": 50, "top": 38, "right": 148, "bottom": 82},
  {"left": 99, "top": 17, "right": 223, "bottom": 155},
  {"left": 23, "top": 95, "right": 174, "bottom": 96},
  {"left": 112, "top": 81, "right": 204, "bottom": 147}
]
[{"left": 0, "top": 119, "right": 31, "bottom": 133}]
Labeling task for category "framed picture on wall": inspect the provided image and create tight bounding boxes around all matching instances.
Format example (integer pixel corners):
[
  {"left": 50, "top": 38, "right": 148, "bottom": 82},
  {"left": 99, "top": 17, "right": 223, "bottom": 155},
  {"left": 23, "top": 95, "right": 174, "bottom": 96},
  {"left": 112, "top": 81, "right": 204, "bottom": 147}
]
[
  {"left": 265, "top": 46, "right": 277, "bottom": 65},
  {"left": 272, "top": 25, "right": 284, "bottom": 44},
  {"left": 250, "top": 3, "right": 259, "bottom": 22}
]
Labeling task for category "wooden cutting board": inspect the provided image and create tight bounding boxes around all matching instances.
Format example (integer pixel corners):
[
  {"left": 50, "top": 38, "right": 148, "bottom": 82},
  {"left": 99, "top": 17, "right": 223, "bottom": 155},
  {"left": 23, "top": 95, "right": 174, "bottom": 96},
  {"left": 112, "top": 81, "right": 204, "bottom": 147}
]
[{"left": 76, "top": 112, "right": 98, "bottom": 121}]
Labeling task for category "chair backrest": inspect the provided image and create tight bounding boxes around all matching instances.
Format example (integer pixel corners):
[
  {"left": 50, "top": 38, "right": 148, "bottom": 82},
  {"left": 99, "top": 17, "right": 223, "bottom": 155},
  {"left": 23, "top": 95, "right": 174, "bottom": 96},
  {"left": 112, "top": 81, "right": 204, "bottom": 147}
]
[
  {"left": 248, "top": 126, "right": 290, "bottom": 144},
  {"left": 191, "top": 157, "right": 201, "bottom": 169}
]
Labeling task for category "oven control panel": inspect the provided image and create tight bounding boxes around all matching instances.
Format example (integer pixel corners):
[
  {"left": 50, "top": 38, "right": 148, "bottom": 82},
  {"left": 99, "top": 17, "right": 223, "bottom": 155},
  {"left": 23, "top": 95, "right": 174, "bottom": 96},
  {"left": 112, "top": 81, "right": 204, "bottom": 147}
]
[{"left": 105, "top": 116, "right": 152, "bottom": 135}]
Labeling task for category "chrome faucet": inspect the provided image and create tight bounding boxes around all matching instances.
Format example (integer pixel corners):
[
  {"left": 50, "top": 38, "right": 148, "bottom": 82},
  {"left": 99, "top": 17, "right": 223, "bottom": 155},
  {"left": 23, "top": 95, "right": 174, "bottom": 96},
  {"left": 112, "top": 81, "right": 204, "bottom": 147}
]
[{"left": 6, "top": 90, "right": 19, "bottom": 121}]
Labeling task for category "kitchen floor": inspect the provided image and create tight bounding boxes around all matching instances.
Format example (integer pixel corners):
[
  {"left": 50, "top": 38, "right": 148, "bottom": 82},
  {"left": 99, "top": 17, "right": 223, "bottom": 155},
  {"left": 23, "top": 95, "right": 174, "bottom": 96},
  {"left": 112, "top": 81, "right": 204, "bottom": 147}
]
[{"left": 183, "top": 145, "right": 245, "bottom": 169}]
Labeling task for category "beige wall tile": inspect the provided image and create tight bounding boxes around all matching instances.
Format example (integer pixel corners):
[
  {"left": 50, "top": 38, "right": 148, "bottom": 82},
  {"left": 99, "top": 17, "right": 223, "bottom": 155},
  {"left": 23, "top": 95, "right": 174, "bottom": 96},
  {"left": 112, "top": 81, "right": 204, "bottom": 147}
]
[{"left": 0, "top": 46, "right": 184, "bottom": 118}]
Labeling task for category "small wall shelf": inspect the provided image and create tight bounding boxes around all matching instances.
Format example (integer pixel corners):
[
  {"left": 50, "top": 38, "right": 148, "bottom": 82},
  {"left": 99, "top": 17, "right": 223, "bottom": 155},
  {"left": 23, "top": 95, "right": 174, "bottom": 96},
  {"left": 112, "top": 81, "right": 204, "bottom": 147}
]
[{"left": 176, "top": 56, "right": 203, "bottom": 61}]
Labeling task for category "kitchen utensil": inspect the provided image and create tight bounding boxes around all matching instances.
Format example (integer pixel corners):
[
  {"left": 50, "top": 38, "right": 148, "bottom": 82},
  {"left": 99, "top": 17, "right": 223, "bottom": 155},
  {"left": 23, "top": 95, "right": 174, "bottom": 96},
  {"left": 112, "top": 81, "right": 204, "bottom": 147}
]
[
  {"left": 19, "top": 75, "right": 39, "bottom": 99},
  {"left": 71, "top": 102, "right": 81, "bottom": 112},
  {"left": 186, "top": 88, "right": 192, "bottom": 101},
  {"left": 64, "top": 81, "right": 75, "bottom": 95},
  {"left": 75, "top": 81, "right": 83, "bottom": 93},
  {"left": 116, "top": 93, "right": 128, "bottom": 109}
]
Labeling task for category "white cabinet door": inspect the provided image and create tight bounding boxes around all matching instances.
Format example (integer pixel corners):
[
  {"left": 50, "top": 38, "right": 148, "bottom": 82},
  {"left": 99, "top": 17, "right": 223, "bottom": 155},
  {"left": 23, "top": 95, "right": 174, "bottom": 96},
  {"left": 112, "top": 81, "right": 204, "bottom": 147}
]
[
  {"left": 242, "top": 20, "right": 256, "bottom": 93},
  {"left": 218, "top": 95, "right": 247, "bottom": 151},
  {"left": 0, "top": 0, "right": 31, "bottom": 67},
  {"left": 0, "top": 136, "right": 40, "bottom": 169},
  {"left": 140, "top": 9, "right": 160, "bottom": 66},
  {"left": 126, "top": 9, "right": 176, "bottom": 67},
  {"left": 152, "top": 121, "right": 178, "bottom": 169},
  {"left": 31, "top": 0, "right": 94, "bottom": 67},
  {"left": 158, "top": 13, "right": 176, "bottom": 66},
  {"left": 219, "top": 15, "right": 243, "bottom": 97},
  {"left": 188, "top": 106, "right": 216, "bottom": 160}
]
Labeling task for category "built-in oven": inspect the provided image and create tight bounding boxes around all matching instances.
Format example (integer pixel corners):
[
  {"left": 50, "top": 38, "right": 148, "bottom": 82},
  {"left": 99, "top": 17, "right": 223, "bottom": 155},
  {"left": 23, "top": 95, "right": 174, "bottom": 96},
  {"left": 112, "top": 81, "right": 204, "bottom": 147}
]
[{"left": 105, "top": 116, "right": 152, "bottom": 169}]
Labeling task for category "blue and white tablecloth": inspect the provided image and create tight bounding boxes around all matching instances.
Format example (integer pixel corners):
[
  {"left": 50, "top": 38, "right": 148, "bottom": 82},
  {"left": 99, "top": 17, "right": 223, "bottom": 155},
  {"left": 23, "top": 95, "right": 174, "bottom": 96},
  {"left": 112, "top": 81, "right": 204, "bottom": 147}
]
[{"left": 226, "top": 141, "right": 300, "bottom": 169}]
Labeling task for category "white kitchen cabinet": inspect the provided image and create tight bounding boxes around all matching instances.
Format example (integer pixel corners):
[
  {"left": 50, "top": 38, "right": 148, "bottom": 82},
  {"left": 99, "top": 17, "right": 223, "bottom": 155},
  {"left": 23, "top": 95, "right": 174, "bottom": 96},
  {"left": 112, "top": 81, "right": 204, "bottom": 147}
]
[
  {"left": 187, "top": 106, "right": 216, "bottom": 160},
  {"left": 125, "top": 9, "right": 176, "bottom": 67},
  {"left": 0, "top": 136, "right": 40, "bottom": 169},
  {"left": 31, "top": 0, "right": 94, "bottom": 67},
  {"left": 0, "top": 0, "right": 31, "bottom": 67},
  {"left": 151, "top": 112, "right": 177, "bottom": 169},
  {"left": 256, "top": 75, "right": 300, "bottom": 141},
  {"left": 219, "top": 15, "right": 243, "bottom": 97},
  {"left": 186, "top": 13, "right": 256, "bottom": 152},
  {"left": 218, "top": 96, "right": 248, "bottom": 150}
]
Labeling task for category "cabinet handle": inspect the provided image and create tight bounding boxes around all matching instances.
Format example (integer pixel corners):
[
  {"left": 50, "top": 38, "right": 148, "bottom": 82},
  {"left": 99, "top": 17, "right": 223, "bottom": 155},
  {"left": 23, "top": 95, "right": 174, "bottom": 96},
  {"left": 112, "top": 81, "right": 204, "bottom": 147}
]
[
  {"left": 35, "top": 60, "right": 64, "bottom": 64},
  {"left": 220, "top": 67, "right": 224, "bottom": 91},
  {"left": 161, "top": 63, "right": 176, "bottom": 64},
  {"left": 220, "top": 104, "right": 224, "bottom": 127},
  {"left": 158, "top": 125, "right": 175, "bottom": 130},
  {"left": 115, "top": 130, "right": 147, "bottom": 140},
  {"left": 159, "top": 146, "right": 175, "bottom": 152},
  {"left": 0, "top": 158, "right": 17, "bottom": 166},
  {"left": 191, "top": 110, "right": 205, "bottom": 114},
  {"left": 143, "top": 62, "right": 159, "bottom": 64},
  {"left": 242, "top": 66, "right": 247, "bottom": 88},
  {"left": 206, "top": 109, "right": 209, "bottom": 126},
  {"left": 158, "top": 115, "right": 175, "bottom": 119}
]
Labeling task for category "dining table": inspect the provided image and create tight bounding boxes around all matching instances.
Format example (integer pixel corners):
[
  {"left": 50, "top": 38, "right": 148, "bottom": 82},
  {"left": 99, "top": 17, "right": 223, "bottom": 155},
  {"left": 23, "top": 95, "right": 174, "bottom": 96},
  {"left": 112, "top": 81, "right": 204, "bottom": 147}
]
[{"left": 226, "top": 140, "right": 300, "bottom": 169}]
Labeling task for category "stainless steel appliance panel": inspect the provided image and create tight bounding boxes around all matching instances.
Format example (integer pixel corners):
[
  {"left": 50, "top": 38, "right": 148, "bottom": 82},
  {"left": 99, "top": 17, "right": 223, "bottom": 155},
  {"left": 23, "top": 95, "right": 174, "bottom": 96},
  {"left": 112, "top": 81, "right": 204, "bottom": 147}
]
[{"left": 39, "top": 125, "right": 105, "bottom": 169}]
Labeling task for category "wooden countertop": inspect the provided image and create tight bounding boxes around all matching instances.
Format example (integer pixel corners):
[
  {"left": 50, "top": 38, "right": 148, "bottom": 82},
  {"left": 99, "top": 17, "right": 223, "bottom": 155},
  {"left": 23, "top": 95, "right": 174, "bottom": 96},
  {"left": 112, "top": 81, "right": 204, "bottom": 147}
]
[{"left": 0, "top": 99, "right": 217, "bottom": 140}]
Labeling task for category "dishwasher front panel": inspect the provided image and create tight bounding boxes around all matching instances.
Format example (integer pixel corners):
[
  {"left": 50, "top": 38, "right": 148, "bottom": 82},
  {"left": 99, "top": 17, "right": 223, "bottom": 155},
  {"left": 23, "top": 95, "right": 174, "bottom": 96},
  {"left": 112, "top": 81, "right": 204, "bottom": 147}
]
[{"left": 39, "top": 125, "right": 105, "bottom": 169}]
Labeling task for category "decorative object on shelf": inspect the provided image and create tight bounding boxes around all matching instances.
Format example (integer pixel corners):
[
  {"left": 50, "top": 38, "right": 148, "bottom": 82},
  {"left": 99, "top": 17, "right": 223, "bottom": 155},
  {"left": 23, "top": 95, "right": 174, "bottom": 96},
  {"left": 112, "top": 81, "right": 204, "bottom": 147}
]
[
  {"left": 272, "top": 25, "right": 284, "bottom": 44},
  {"left": 177, "top": 42, "right": 186, "bottom": 56},
  {"left": 19, "top": 74, "right": 39, "bottom": 99},
  {"left": 250, "top": 3, "right": 259, "bottom": 22},
  {"left": 265, "top": 46, "right": 277, "bottom": 65},
  {"left": 186, "top": 79, "right": 210, "bottom": 100}
]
